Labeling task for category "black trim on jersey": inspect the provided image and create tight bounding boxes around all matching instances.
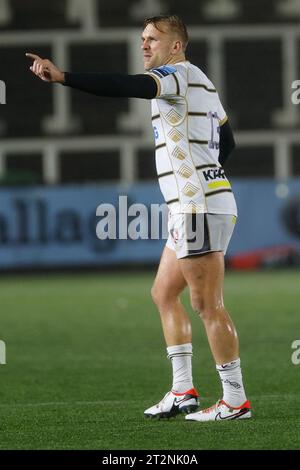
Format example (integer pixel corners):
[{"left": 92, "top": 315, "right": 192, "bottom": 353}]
[
  {"left": 219, "top": 121, "right": 236, "bottom": 166},
  {"left": 188, "top": 83, "right": 217, "bottom": 93},
  {"left": 205, "top": 189, "right": 233, "bottom": 197},
  {"left": 158, "top": 171, "right": 173, "bottom": 178},
  {"left": 188, "top": 112, "right": 207, "bottom": 117},
  {"left": 196, "top": 164, "right": 219, "bottom": 170},
  {"left": 151, "top": 114, "right": 160, "bottom": 121},
  {"left": 155, "top": 143, "right": 166, "bottom": 150},
  {"left": 189, "top": 139, "right": 209, "bottom": 145},
  {"left": 172, "top": 74, "right": 180, "bottom": 95},
  {"left": 166, "top": 198, "right": 179, "bottom": 205},
  {"left": 63, "top": 72, "right": 158, "bottom": 99}
]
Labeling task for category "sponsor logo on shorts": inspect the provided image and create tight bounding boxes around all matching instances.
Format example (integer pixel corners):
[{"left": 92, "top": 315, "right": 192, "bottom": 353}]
[{"left": 170, "top": 228, "right": 179, "bottom": 244}]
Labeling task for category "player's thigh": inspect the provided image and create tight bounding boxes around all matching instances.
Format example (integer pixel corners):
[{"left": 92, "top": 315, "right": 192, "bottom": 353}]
[
  {"left": 152, "top": 246, "right": 187, "bottom": 304},
  {"left": 179, "top": 252, "right": 225, "bottom": 311}
]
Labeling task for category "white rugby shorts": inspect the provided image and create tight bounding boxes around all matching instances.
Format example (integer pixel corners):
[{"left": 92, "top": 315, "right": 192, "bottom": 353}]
[{"left": 166, "top": 213, "right": 237, "bottom": 259}]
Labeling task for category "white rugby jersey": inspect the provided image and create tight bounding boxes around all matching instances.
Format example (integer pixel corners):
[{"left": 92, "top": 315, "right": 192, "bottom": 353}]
[{"left": 146, "top": 61, "right": 237, "bottom": 216}]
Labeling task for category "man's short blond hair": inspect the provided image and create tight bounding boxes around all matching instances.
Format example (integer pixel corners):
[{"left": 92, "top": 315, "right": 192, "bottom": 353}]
[{"left": 143, "top": 15, "right": 189, "bottom": 51}]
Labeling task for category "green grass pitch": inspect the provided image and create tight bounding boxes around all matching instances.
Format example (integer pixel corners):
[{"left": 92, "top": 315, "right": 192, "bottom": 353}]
[{"left": 0, "top": 270, "right": 299, "bottom": 450}]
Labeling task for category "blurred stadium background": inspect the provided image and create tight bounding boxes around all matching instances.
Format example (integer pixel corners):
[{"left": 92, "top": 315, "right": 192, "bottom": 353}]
[{"left": 0, "top": 0, "right": 300, "bottom": 451}]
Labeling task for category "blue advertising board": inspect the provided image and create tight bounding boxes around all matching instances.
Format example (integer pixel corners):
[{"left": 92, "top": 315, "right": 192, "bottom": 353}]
[{"left": 0, "top": 180, "right": 300, "bottom": 270}]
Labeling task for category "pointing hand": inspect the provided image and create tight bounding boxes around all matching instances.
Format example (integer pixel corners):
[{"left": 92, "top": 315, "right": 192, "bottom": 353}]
[{"left": 26, "top": 53, "right": 65, "bottom": 83}]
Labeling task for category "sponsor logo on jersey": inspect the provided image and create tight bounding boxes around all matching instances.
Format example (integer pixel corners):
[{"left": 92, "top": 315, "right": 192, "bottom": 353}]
[
  {"left": 202, "top": 168, "right": 226, "bottom": 181},
  {"left": 150, "top": 65, "right": 177, "bottom": 78}
]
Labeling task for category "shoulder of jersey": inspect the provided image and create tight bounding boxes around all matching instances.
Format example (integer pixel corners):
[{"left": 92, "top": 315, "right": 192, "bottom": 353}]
[{"left": 149, "top": 65, "right": 177, "bottom": 78}]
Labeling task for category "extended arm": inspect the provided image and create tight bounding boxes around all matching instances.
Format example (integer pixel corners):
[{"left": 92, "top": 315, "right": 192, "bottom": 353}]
[
  {"left": 63, "top": 72, "right": 157, "bottom": 99},
  {"left": 218, "top": 120, "right": 235, "bottom": 166},
  {"left": 25, "top": 53, "right": 157, "bottom": 99}
]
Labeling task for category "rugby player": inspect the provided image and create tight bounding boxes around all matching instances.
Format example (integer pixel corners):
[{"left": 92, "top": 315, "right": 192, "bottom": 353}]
[{"left": 26, "top": 15, "right": 251, "bottom": 422}]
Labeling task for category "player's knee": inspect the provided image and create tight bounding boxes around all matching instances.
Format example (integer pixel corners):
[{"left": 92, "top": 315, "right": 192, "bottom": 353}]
[
  {"left": 198, "top": 307, "right": 215, "bottom": 322},
  {"left": 190, "top": 295, "right": 204, "bottom": 316},
  {"left": 151, "top": 284, "right": 166, "bottom": 308},
  {"left": 151, "top": 284, "right": 159, "bottom": 305},
  {"left": 190, "top": 296, "right": 214, "bottom": 321},
  {"left": 151, "top": 284, "right": 177, "bottom": 309}
]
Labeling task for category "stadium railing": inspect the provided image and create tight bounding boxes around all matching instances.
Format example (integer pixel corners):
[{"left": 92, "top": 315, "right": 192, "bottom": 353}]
[
  {"left": 0, "top": 130, "right": 299, "bottom": 184},
  {"left": 0, "top": 24, "right": 299, "bottom": 183}
]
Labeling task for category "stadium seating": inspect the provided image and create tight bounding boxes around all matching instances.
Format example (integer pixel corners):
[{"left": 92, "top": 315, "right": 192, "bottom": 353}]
[{"left": 0, "top": 0, "right": 299, "bottom": 183}]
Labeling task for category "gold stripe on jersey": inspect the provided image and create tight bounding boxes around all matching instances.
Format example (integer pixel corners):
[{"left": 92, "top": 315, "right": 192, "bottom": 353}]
[
  {"left": 205, "top": 189, "right": 233, "bottom": 197},
  {"left": 157, "top": 100, "right": 182, "bottom": 208},
  {"left": 177, "top": 164, "right": 194, "bottom": 179},
  {"left": 185, "top": 201, "right": 199, "bottom": 213},
  {"left": 182, "top": 182, "right": 200, "bottom": 197},
  {"left": 219, "top": 115, "right": 228, "bottom": 126},
  {"left": 165, "top": 109, "right": 183, "bottom": 125},
  {"left": 168, "top": 128, "right": 184, "bottom": 143},
  {"left": 148, "top": 73, "right": 161, "bottom": 97},
  {"left": 188, "top": 83, "right": 217, "bottom": 93},
  {"left": 186, "top": 103, "right": 208, "bottom": 213},
  {"left": 208, "top": 181, "right": 231, "bottom": 190},
  {"left": 172, "top": 147, "right": 187, "bottom": 161}
]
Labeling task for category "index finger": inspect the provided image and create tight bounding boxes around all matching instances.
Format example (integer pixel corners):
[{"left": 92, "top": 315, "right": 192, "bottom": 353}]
[{"left": 25, "top": 53, "right": 42, "bottom": 61}]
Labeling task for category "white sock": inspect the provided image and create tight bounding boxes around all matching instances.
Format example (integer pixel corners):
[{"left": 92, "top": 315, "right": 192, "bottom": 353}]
[
  {"left": 216, "top": 358, "right": 247, "bottom": 407},
  {"left": 167, "top": 343, "right": 194, "bottom": 394}
]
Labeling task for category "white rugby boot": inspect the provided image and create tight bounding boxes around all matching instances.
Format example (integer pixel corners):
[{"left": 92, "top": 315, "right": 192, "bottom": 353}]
[
  {"left": 144, "top": 388, "right": 199, "bottom": 419},
  {"left": 186, "top": 399, "right": 251, "bottom": 422}
]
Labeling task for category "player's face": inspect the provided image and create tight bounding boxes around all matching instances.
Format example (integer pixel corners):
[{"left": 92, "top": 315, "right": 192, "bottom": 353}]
[{"left": 141, "top": 23, "right": 177, "bottom": 70}]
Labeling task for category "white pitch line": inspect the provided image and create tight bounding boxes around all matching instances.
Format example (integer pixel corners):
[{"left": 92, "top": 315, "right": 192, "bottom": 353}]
[
  {"left": 0, "top": 400, "right": 138, "bottom": 408},
  {"left": 0, "top": 395, "right": 294, "bottom": 408}
]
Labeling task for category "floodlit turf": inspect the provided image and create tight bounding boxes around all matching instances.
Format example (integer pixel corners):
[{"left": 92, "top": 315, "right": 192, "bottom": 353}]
[{"left": 0, "top": 270, "right": 300, "bottom": 450}]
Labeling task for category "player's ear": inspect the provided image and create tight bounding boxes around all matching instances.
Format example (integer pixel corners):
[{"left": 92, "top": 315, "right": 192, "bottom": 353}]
[{"left": 172, "top": 40, "right": 182, "bottom": 54}]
